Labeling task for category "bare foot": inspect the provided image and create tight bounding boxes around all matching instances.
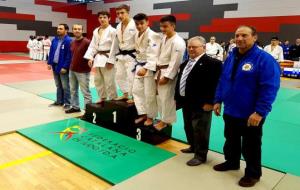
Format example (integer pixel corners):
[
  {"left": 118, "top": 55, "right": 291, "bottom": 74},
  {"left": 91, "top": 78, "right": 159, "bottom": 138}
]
[
  {"left": 114, "top": 95, "right": 128, "bottom": 101},
  {"left": 154, "top": 121, "right": 169, "bottom": 131},
  {"left": 144, "top": 118, "right": 153, "bottom": 126},
  {"left": 126, "top": 99, "right": 134, "bottom": 104},
  {"left": 135, "top": 115, "right": 147, "bottom": 124}
]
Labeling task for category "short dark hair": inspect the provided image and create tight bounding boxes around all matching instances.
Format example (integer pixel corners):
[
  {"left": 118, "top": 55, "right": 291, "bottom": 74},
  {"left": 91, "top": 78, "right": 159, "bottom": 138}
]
[
  {"left": 116, "top": 4, "right": 130, "bottom": 12},
  {"left": 271, "top": 36, "right": 279, "bottom": 41},
  {"left": 45, "top": 35, "right": 49, "bottom": 38},
  {"left": 133, "top": 13, "right": 148, "bottom": 21},
  {"left": 237, "top": 25, "right": 257, "bottom": 36},
  {"left": 58, "top": 23, "right": 69, "bottom": 31},
  {"left": 72, "top": 24, "right": 83, "bottom": 30},
  {"left": 97, "top": 11, "right": 110, "bottom": 18},
  {"left": 160, "top": 15, "right": 176, "bottom": 24}
]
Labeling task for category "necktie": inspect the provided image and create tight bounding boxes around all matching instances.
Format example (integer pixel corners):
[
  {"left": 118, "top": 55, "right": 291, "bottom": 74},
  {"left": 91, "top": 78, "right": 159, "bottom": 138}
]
[{"left": 180, "top": 59, "right": 195, "bottom": 96}]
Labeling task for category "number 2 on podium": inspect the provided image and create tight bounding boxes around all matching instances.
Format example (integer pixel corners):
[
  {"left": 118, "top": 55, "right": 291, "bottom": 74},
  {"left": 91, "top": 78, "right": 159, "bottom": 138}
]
[
  {"left": 92, "top": 112, "right": 96, "bottom": 124},
  {"left": 112, "top": 111, "right": 117, "bottom": 123}
]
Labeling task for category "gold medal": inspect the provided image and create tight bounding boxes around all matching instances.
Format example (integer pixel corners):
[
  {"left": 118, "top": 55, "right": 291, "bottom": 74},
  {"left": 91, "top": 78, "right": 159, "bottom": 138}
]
[{"left": 136, "top": 50, "right": 140, "bottom": 54}]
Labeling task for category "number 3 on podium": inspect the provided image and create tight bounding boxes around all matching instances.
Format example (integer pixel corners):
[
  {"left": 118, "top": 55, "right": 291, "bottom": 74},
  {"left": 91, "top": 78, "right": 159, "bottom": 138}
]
[{"left": 136, "top": 128, "right": 141, "bottom": 141}]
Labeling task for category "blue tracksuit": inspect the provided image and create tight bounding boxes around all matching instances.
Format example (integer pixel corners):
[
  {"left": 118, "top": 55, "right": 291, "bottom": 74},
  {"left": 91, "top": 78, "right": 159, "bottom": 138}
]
[
  {"left": 48, "top": 35, "right": 72, "bottom": 74},
  {"left": 214, "top": 45, "right": 281, "bottom": 118}
]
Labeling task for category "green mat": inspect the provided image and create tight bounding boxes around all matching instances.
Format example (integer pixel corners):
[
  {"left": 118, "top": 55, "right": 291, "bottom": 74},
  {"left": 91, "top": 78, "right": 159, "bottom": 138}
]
[
  {"left": 39, "top": 88, "right": 300, "bottom": 176},
  {"left": 17, "top": 118, "right": 175, "bottom": 184},
  {"left": 172, "top": 88, "right": 300, "bottom": 176}
]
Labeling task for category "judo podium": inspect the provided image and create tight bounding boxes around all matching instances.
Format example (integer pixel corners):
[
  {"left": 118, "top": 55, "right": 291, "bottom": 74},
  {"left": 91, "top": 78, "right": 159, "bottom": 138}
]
[{"left": 83, "top": 100, "right": 172, "bottom": 145}]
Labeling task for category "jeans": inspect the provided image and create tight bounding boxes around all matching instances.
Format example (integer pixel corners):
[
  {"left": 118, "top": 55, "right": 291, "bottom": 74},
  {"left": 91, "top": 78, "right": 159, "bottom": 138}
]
[
  {"left": 69, "top": 71, "right": 92, "bottom": 109},
  {"left": 53, "top": 69, "right": 70, "bottom": 106}
]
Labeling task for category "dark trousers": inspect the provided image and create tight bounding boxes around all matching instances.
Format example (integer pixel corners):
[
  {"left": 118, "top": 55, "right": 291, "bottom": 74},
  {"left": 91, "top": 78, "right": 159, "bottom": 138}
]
[
  {"left": 223, "top": 114, "right": 265, "bottom": 179},
  {"left": 52, "top": 69, "right": 70, "bottom": 106},
  {"left": 182, "top": 106, "right": 212, "bottom": 160}
]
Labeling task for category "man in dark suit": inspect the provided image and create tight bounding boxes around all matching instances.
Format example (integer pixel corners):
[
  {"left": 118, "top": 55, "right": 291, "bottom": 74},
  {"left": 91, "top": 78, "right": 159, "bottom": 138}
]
[{"left": 175, "top": 36, "right": 222, "bottom": 166}]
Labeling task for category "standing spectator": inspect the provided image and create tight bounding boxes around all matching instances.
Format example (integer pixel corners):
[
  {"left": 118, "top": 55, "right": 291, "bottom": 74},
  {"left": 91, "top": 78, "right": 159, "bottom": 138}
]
[
  {"left": 66, "top": 24, "right": 92, "bottom": 114},
  {"left": 206, "top": 36, "right": 223, "bottom": 61},
  {"left": 27, "top": 35, "right": 34, "bottom": 59},
  {"left": 281, "top": 40, "right": 290, "bottom": 60},
  {"left": 289, "top": 38, "right": 300, "bottom": 61},
  {"left": 43, "top": 35, "right": 52, "bottom": 61},
  {"left": 264, "top": 37, "right": 284, "bottom": 62},
  {"left": 32, "top": 36, "right": 38, "bottom": 60},
  {"left": 175, "top": 36, "right": 222, "bottom": 166},
  {"left": 213, "top": 26, "right": 280, "bottom": 187},
  {"left": 47, "top": 24, "right": 72, "bottom": 109}
]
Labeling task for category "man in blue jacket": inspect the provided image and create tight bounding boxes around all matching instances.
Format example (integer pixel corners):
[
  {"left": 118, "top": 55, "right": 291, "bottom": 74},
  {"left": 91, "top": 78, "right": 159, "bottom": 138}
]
[
  {"left": 213, "top": 25, "right": 280, "bottom": 187},
  {"left": 47, "top": 24, "right": 72, "bottom": 109}
]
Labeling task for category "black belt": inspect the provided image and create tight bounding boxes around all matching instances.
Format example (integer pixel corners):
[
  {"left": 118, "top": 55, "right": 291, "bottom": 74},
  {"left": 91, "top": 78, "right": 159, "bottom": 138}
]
[
  {"left": 116, "top": 49, "right": 136, "bottom": 59},
  {"left": 132, "top": 61, "right": 146, "bottom": 73}
]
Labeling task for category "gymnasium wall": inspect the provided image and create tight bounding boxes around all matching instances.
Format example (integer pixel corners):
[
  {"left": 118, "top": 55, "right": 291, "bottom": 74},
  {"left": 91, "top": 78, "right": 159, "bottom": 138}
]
[{"left": 1, "top": 0, "right": 300, "bottom": 52}]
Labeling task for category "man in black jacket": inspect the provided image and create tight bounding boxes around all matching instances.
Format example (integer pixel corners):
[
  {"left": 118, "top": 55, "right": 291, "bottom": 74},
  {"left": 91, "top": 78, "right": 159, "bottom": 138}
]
[
  {"left": 289, "top": 38, "right": 300, "bottom": 61},
  {"left": 175, "top": 36, "right": 222, "bottom": 166}
]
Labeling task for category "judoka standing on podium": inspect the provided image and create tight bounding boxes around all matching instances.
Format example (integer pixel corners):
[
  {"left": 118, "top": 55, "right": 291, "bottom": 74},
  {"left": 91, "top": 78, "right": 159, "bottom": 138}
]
[
  {"left": 107, "top": 4, "right": 137, "bottom": 103},
  {"left": 154, "top": 15, "right": 186, "bottom": 130},
  {"left": 131, "top": 13, "right": 161, "bottom": 126},
  {"left": 84, "top": 11, "right": 117, "bottom": 104}
]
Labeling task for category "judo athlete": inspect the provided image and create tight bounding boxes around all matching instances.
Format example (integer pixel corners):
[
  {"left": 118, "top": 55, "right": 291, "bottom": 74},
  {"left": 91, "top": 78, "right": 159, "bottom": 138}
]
[
  {"left": 154, "top": 15, "right": 186, "bottom": 130},
  {"left": 131, "top": 13, "right": 161, "bottom": 126},
  {"left": 206, "top": 36, "right": 224, "bottom": 61},
  {"left": 84, "top": 11, "right": 117, "bottom": 104},
  {"left": 107, "top": 4, "right": 137, "bottom": 103},
  {"left": 43, "top": 35, "right": 52, "bottom": 61},
  {"left": 27, "top": 35, "right": 34, "bottom": 59}
]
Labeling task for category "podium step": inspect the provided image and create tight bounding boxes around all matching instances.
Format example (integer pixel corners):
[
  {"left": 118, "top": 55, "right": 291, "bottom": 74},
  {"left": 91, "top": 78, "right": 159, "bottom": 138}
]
[{"left": 83, "top": 101, "right": 172, "bottom": 145}]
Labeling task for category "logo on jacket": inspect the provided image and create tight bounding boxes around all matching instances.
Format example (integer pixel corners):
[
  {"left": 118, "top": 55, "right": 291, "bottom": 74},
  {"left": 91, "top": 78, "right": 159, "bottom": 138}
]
[{"left": 242, "top": 63, "right": 253, "bottom": 71}]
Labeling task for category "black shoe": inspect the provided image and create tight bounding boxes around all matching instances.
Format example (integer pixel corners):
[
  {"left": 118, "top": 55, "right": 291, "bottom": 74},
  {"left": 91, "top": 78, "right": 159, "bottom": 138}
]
[
  {"left": 65, "top": 108, "right": 81, "bottom": 114},
  {"left": 186, "top": 156, "right": 206, "bottom": 166},
  {"left": 49, "top": 102, "right": 63, "bottom": 107},
  {"left": 213, "top": 162, "right": 240, "bottom": 171},
  {"left": 238, "top": 176, "right": 260, "bottom": 187},
  {"left": 181, "top": 147, "right": 194, "bottom": 153},
  {"left": 63, "top": 105, "right": 71, "bottom": 110}
]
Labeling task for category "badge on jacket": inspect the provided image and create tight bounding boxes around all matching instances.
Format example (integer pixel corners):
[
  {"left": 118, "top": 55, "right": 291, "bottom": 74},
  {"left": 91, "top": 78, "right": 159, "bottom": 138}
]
[{"left": 242, "top": 63, "right": 253, "bottom": 71}]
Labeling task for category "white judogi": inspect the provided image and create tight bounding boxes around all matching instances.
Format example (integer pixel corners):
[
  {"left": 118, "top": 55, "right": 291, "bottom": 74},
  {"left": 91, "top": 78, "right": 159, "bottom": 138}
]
[
  {"left": 155, "top": 33, "right": 186, "bottom": 123},
  {"left": 108, "top": 19, "right": 137, "bottom": 96},
  {"left": 32, "top": 39, "right": 38, "bottom": 60},
  {"left": 228, "top": 43, "right": 236, "bottom": 53},
  {"left": 84, "top": 25, "right": 117, "bottom": 100},
  {"left": 36, "top": 40, "right": 43, "bottom": 60},
  {"left": 42, "top": 38, "right": 51, "bottom": 61},
  {"left": 27, "top": 39, "right": 34, "bottom": 59},
  {"left": 132, "top": 28, "right": 161, "bottom": 118},
  {"left": 206, "top": 42, "right": 223, "bottom": 61},
  {"left": 264, "top": 45, "right": 284, "bottom": 62}
]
